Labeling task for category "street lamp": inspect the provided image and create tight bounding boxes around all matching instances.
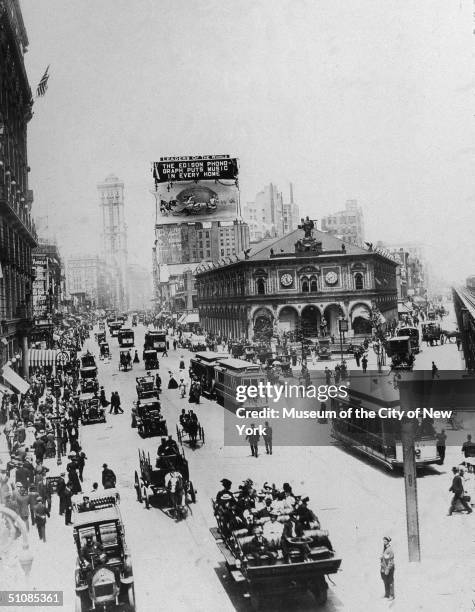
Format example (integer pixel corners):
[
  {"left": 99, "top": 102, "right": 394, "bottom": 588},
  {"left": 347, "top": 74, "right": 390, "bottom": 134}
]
[{"left": 338, "top": 316, "right": 348, "bottom": 366}]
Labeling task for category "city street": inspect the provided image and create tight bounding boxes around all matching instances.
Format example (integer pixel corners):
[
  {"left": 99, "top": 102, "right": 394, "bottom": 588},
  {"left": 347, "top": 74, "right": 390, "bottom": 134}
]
[{"left": 16, "top": 321, "right": 475, "bottom": 612}]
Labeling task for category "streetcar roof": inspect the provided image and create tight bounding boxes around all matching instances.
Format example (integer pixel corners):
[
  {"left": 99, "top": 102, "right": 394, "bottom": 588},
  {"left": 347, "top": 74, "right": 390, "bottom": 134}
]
[
  {"left": 193, "top": 352, "right": 229, "bottom": 362},
  {"left": 215, "top": 358, "right": 263, "bottom": 372}
]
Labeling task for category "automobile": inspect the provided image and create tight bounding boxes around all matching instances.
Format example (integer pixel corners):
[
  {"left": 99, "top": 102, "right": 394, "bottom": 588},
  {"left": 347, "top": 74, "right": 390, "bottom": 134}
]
[
  {"left": 73, "top": 494, "right": 135, "bottom": 611},
  {"left": 95, "top": 331, "right": 106, "bottom": 344},
  {"left": 132, "top": 398, "right": 167, "bottom": 437},
  {"left": 135, "top": 375, "right": 159, "bottom": 400},
  {"left": 317, "top": 338, "right": 332, "bottom": 360},
  {"left": 80, "top": 369, "right": 99, "bottom": 394},
  {"left": 211, "top": 494, "right": 341, "bottom": 610},
  {"left": 79, "top": 393, "right": 106, "bottom": 425},
  {"left": 118, "top": 328, "right": 134, "bottom": 348},
  {"left": 143, "top": 349, "right": 159, "bottom": 370}
]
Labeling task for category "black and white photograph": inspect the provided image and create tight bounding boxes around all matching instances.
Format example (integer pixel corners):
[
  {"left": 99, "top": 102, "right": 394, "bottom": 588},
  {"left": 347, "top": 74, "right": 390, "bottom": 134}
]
[{"left": 1, "top": 1, "right": 475, "bottom": 611}]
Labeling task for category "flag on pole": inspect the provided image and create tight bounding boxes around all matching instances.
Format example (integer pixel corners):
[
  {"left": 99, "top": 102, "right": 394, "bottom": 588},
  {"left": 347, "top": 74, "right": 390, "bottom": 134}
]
[{"left": 36, "top": 65, "right": 50, "bottom": 97}]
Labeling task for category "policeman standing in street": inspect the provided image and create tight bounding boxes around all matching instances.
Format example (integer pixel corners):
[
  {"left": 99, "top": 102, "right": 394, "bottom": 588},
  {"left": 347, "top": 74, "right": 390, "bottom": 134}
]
[{"left": 380, "top": 536, "right": 395, "bottom": 599}]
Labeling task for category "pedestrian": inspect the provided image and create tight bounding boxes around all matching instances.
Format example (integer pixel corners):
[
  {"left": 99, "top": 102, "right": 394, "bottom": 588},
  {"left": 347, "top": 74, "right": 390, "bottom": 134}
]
[
  {"left": 162, "top": 345, "right": 168, "bottom": 358},
  {"left": 361, "top": 355, "right": 368, "bottom": 373},
  {"left": 102, "top": 463, "right": 117, "bottom": 489},
  {"left": 178, "top": 378, "right": 187, "bottom": 398},
  {"left": 155, "top": 372, "right": 162, "bottom": 391},
  {"left": 436, "top": 429, "right": 447, "bottom": 464},
  {"left": 448, "top": 466, "right": 472, "bottom": 515},
  {"left": 179, "top": 356, "right": 185, "bottom": 370},
  {"left": 461, "top": 434, "right": 475, "bottom": 458},
  {"left": 13, "top": 483, "right": 31, "bottom": 530},
  {"left": 246, "top": 424, "right": 260, "bottom": 458},
  {"left": 99, "top": 386, "right": 110, "bottom": 408},
  {"left": 109, "top": 391, "right": 116, "bottom": 414},
  {"left": 64, "top": 484, "right": 73, "bottom": 525},
  {"left": 114, "top": 392, "right": 124, "bottom": 414},
  {"left": 173, "top": 339, "right": 177, "bottom": 350},
  {"left": 431, "top": 361, "right": 439, "bottom": 379},
  {"left": 133, "top": 350, "right": 140, "bottom": 364},
  {"left": 380, "top": 536, "right": 395, "bottom": 599},
  {"left": 77, "top": 450, "right": 87, "bottom": 482},
  {"left": 354, "top": 350, "right": 361, "bottom": 368},
  {"left": 324, "top": 367, "right": 332, "bottom": 385},
  {"left": 56, "top": 471, "right": 66, "bottom": 515},
  {"left": 34, "top": 495, "right": 47, "bottom": 542},
  {"left": 263, "top": 421, "right": 272, "bottom": 455}
]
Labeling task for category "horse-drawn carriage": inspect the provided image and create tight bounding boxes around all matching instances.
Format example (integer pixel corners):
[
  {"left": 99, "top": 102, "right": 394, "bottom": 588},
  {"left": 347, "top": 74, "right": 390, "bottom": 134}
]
[
  {"left": 176, "top": 410, "right": 205, "bottom": 448},
  {"left": 134, "top": 448, "right": 196, "bottom": 519},
  {"left": 132, "top": 398, "right": 167, "bottom": 437},
  {"left": 79, "top": 393, "right": 106, "bottom": 425},
  {"left": 119, "top": 349, "right": 132, "bottom": 372},
  {"left": 135, "top": 375, "right": 159, "bottom": 400},
  {"left": 142, "top": 349, "right": 159, "bottom": 370},
  {"left": 73, "top": 493, "right": 135, "bottom": 612},
  {"left": 422, "top": 322, "right": 442, "bottom": 345}
]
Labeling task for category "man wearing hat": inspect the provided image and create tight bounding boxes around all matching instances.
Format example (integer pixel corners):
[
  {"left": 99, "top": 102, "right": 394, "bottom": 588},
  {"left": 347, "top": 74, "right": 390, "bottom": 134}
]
[
  {"left": 157, "top": 437, "right": 168, "bottom": 457},
  {"left": 216, "top": 479, "right": 235, "bottom": 504},
  {"left": 380, "top": 536, "right": 395, "bottom": 599},
  {"left": 263, "top": 509, "right": 284, "bottom": 544},
  {"left": 56, "top": 472, "right": 67, "bottom": 515},
  {"left": 34, "top": 495, "right": 48, "bottom": 542}
]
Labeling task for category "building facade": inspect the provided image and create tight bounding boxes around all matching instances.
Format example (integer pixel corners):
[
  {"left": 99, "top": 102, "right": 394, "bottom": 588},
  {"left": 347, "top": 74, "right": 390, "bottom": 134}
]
[
  {"left": 31, "top": 242, "right": 62, "bottom": 345},
  {"left": 196, "top": 225, "right": 397, "bottom": 341},
  {"left": 154, "top": 220, "right": 249, "bottom": 313},
  {"left": 321, "top": 199, "right": 365, "bottom": 245},
  {"left": 244, "top": 182, "right": 299, "bottom": 242},
  {"left": 98, "top": 174, "right": 128, "bottom": 311},
  {"left": 0, "top": 0, "right": 36, "bottom": 376},
  {"left": 66, "top": 256, "right": 112, "bottom": 309}
]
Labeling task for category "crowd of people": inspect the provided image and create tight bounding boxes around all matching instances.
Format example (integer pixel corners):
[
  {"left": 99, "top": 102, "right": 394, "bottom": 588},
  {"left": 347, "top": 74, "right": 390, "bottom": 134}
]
[{"left": 214, "top": 478, "right": 333, "bottom": 564}]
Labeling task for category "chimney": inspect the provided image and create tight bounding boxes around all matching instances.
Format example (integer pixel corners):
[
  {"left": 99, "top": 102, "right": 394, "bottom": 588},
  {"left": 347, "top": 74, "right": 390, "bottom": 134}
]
[{"left": 289, "top": 182, "right": 294, "bottom": 204}]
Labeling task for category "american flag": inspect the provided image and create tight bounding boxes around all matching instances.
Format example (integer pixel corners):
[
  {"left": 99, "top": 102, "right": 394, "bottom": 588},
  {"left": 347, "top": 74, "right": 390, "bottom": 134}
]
[{"left": 36, "top": 65, "right": 50, "bottom": 97}]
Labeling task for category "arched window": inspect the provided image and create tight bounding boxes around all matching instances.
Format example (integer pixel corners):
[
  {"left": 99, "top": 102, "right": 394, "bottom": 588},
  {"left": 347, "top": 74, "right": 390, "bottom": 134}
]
[
  {"left": 310, "top": 277, "right": 318, "bottom": 292},
  {"left": 301, "top": 276, "right": 309, "bottom": 292},
  {"left": 355, "top": 273, "right": 364, "bottom": 290},
  {"left": 257, "top": 278, "right": 266, "bottom": 295}
]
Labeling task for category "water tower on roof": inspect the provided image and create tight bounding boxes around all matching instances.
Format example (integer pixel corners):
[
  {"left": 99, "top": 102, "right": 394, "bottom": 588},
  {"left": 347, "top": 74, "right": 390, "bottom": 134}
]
[{"left": 97, "top": 174, "right": 128, "bottom": 310}]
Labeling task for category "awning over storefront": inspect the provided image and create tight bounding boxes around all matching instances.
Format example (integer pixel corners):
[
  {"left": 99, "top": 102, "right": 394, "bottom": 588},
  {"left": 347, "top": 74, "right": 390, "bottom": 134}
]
[
  {"left": 181, "top": 313, "right": 199, "bottom": 325},
  {"left": 351, "top": 305, "right": 371, "bottom": 320},
  {"left": 28, "top": 348, "right": 60, "bottom": 367},
  {"left": 1, "top": 366, "right": 30, "bottom": 395}
]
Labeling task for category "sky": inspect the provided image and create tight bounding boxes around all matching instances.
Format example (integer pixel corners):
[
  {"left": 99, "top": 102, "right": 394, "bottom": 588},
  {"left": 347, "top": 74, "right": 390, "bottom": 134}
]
[{"left": 21, "top": 0, "right": 475, "bottom": 283}]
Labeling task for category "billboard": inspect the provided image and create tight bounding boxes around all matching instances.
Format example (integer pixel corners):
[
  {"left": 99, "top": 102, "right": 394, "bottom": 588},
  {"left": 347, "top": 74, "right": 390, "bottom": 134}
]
[{"left": 152, "top": 156, "right": 239, "bottom": 225}]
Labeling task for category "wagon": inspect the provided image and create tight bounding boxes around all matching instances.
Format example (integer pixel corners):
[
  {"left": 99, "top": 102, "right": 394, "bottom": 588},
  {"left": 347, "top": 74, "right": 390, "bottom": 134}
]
[
  {"left": 176, "top": 412, "right": 205, "bottom": 448},
  {"left": 134, "top": 449, "right": 196, "bottom": 515},
  {"left": 143, "top": 349, "right": 159, "bottom": 370},
  {"left": 135, "top": 375, "right": 159, "bottom": 400}
]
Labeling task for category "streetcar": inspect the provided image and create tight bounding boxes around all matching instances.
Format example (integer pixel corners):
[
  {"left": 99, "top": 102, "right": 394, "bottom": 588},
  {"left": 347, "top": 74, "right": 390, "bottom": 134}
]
[
  {"left": 214, "top": 358, "right": 268, "bottom": 411},
  {"left": 330, "top": 374, "right": 439, "bottom": 470},
  {"left": 189, "top": 352, "right": 230, "bottom": 397},
  {"left": 118, "top": 327, "right": 135, "bottom": 348},
  {"left": 396, "top": 326, "right": 420, "bottom": 353},
  {"left": 144, "top": 330, "right": 167, "bottom": 353}
]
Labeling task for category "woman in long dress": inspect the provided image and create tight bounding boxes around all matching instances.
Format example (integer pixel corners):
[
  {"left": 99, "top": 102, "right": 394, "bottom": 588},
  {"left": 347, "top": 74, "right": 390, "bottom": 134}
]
[{"left": 168, "top": 371, "right": 179, "bottom": 389}]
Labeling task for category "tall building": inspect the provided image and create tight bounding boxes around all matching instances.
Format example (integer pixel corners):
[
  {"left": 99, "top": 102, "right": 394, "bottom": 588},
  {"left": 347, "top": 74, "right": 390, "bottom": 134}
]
[
  {"left": 98, "top": 174, "right": 128, "bottom": 311},
  {"left": 379, "top": 243, "right": 426, "bottom": 299},
  {"left": 0, "top": 0, "right": 37, "bottom": 379},
  {"left": 66, "top": 256, "right": 112, "bottom": 309},
  {"left": 244, "top": 182, "right": 299, "bottom": 242},
  {"left": 127, "top": 263, "right": 152, "bottom": 311},
  {"left": 321, "top": 200, "right": 365, "bottom": 245},
  {"left": 31, "top": 242, "right": 63, "bottom": 345}
]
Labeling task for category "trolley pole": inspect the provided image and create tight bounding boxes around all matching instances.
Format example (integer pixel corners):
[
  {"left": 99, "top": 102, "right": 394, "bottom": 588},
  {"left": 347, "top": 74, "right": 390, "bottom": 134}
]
[{"left": 400, "top": 416, "right": 421, "bottom": 562}]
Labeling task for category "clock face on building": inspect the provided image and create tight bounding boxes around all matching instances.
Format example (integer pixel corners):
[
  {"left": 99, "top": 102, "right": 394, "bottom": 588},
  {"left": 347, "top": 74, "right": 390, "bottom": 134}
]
[
  {"left": 280, "top": 273, "right": 293, "bottom": 287},
  {"left": 325, "top": 271, "right": 339, "bottom": 285}
]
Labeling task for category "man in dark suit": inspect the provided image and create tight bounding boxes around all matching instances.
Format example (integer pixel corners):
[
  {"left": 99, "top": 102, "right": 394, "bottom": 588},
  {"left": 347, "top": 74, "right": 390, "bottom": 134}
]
[
  {"left": 247, "top": 526, "right": 276, "bottom": 563},
  {"left": 448, "top": 466, "right": 472, "bottom": 515}
]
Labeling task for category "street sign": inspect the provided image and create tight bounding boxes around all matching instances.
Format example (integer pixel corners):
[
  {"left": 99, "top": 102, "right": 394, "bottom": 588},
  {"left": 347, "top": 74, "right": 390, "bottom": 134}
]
[{"left": 55, "top": 351, "right": 69, "bottom": 366}]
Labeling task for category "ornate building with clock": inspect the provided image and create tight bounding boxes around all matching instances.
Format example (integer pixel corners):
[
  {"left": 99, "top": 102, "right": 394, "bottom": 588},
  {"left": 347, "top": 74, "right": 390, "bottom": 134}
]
[{"left": 195, "top": 221, "right": 398, "bottom": 341}]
